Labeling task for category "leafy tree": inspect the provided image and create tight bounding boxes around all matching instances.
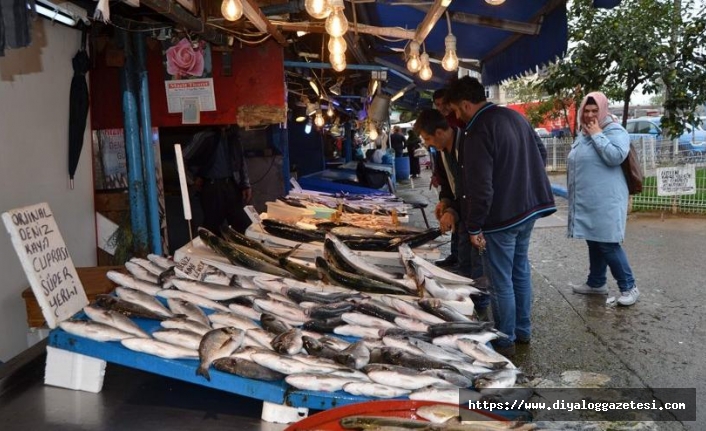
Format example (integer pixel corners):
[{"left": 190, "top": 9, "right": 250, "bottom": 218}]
[{"left": 541, "top": 0, "right": 706, "bottom": 137}]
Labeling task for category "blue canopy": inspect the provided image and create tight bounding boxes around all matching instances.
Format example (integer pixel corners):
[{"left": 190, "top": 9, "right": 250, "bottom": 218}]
[{"left": 360, "top": 0, "right": 620, "bottom": 87}]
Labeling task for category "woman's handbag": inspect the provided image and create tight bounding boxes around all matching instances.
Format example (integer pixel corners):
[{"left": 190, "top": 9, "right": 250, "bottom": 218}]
[
  {"left": 413, "top": 145, "right": 428, "bottom": 158},
  {"left": 621, "top": 143, "right": 643, "bottom": 195}
]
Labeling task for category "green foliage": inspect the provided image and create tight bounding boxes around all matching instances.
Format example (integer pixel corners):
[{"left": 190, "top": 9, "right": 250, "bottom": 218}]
[{"left": 540, "top": 0, "right": 706, "bottom": 136}]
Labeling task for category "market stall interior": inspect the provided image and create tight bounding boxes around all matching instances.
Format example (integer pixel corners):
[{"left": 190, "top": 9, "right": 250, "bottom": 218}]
[{"left": 1, "top": 0, "right": 624, "bottom": 428}]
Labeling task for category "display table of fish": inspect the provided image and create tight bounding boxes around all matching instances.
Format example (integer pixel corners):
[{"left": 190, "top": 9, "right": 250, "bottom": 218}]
[{"left": 48, "top": 253, "right": 527, "bottom": 422}]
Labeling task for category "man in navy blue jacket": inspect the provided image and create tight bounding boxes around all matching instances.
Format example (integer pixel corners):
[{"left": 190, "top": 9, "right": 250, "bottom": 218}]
[{"left": 446, "top": 77, "right": 556, "bottom": 357}]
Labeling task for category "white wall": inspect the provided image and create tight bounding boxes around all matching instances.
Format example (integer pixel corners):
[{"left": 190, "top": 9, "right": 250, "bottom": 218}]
[{"left": 0, "top": 20, "right": 96, "bottom": 361}]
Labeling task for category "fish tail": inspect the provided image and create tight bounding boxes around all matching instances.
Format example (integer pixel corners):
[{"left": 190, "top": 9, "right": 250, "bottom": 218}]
[{"left": 196, "top": 365, "right": 211, "bottom": 381}]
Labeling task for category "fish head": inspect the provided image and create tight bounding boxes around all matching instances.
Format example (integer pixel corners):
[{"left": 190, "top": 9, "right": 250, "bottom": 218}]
[{"left": 302, "top": 336, "right": 321, "bottom": 352}]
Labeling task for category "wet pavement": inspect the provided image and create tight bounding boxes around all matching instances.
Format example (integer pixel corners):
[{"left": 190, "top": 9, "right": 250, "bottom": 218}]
[{"left": 395, "top": 168, "right": 705, "bottom": 430}]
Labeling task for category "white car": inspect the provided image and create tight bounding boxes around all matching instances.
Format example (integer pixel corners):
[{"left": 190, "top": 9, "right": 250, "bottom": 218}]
[{"left": 534, "top": 127, "right": 552, "bottom": 138}]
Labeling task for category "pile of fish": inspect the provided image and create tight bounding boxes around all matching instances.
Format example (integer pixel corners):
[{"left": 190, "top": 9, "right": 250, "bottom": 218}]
[
  {"left": 58, "top": 252, "right": 525, "bottom": 405},
  {"left": 196, "top": 226, "right": 479, "bottom": 306}
]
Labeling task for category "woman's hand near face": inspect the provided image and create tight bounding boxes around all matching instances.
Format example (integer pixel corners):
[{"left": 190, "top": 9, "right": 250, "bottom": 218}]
[{"left": 583, "top": 119, "right": 603, "bottom": 135}]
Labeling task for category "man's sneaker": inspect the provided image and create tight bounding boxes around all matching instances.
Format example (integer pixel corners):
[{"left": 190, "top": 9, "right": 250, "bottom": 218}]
[
  {"left": 617, "top": 287, "right": 640, "bottom": 306},
  {"left": 572, "top": 283, "right": 608, "bottom": 295},
  {"left": 434, "top": 255, "right": 458, "bottom": 268}
]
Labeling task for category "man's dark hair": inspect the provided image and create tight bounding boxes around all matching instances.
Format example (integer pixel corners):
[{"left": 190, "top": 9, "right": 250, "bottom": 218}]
[
  {"left": 414, "top": 109, "right": 450, "bottom": 136},
  {"left": 432, "top": 88, "right": 447, "bottom": 102},
  {"left": 445, "top": 76, "right": 486, "bottom": 105}
]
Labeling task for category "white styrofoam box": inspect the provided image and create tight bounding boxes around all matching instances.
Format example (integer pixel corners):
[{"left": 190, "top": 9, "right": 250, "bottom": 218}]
[
  {"left": 260, "top": 401, "right": 309, "bottom": 424},
  {"left": 44, "top": 346, "right": 107, "bottom": 393}
]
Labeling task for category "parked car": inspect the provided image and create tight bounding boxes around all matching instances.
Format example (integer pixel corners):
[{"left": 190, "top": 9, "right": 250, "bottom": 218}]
[
  {"left": 534, "top": 127, "right": 552, "bottom": 138},
  {"left": 625, "top": 117, "right": 706, "bottom": 154}
]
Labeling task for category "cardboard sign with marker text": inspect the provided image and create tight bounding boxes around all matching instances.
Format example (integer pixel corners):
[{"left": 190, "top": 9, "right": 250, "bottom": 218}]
[{"left": 2, "top": 202, "right": 88, "bottom": 328}]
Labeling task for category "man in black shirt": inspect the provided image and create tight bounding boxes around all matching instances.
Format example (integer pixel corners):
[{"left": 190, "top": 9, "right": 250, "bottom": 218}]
[{"left": 183, "top": 125, "right": 252, "bottom": 234}]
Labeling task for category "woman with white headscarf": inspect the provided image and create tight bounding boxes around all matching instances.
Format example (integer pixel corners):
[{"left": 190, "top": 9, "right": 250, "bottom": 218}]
[{"left": 567, "top": 91, "right": 639, "bottom": 306}]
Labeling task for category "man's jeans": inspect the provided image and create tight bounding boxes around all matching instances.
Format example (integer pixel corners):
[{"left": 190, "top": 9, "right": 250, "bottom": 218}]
[
  {"left": 483, "top": 218, "right": 537, "bottom": 346},
  {"left": 456, "top": 220, "right": 489, "bottom": 310},
  {"left": 586, "top": 240, "right": 635, "bottom": 292}
]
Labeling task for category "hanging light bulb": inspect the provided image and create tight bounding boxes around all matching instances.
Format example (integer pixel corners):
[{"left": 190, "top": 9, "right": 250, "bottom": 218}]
[
  {"left": 221, "top": 0, "right": 243, "bottom": 21},
  {"left": 314, "top": 109, "right": 325, "bottom": 128},
  {"left": 304, "top": 118, "right": 312, "bottom": 134},
  {"left": 327, "top": 105, "right": 334, "bottom": 117},
  {"left": 442, "top": 33, "right": 459, "bottom": 72},
  {"left": 485, "top": 0, "right": 506, "bottom": 4},
  {"left": 331, "top": 59, "right": 347, "bottom": 72},
  {"left": 328, "top": 36, "right": 347, "bottom": 57},
  {"left": 419, "top": 52, "right": 432, "bottom": 81},
  {"left": 406, "top": 40, "right": 421, "bottom": 73},
  {"left": 370, "top": 79, "right": 379, "bottom": 96},
  {"left": 368, "top": 124, "right": 378, "bottom": 141},
  {"left": 305, "top": 0, "right": 331, "bottom": 19},
  {"left": 330, "top": 51, "right": 345, "bottom": 65},
  {"left": 325, "top": 0, "right": 348, "bottom": 37}
]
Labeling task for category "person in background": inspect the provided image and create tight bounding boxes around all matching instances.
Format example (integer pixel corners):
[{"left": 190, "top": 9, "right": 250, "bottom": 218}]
[
  {"left": 414, "top": 109, "right": 489, "bottom": 319},
  {"left": 183, "top": 125, "right": 252, "bottom": 235},
  {"left": 406, "top": 129, "right": 422, "bottom": 178},
  {"left": 446, "top": 76, "right": 556, "bottom": 357},
  {"left": 390, "top": 126, "right": 406, "bottom": 157},
  {"left": 567, "top": 91, "right": 639, "bottom": 306},
  {"left": 431, "top": 87, "right": 466, "bottom": 269}
]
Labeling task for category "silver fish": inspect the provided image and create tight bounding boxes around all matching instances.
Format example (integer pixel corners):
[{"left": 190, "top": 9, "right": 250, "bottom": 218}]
[
  {"left": 341, "top": 312, "right": 397, "bottom": 329},
  {"left": 253, "top": 298, "right": 307, "bottom": 324},
  {"left": 121, "top": 338, "right": 199, "bottom": 359},
  {"left": 408, "top": 337, "right": 470, "bottom": 363},
  {"left": 124, "top": 261, "right": 160, "bottom": 284},
  {"left": 172, "top": 278, "right": 254, "bottom": 301},
  {"left": 157, "top": 289, "right": 230, "bottom": 312},
  {"left": 166, "top": 298, "right": 210, "bottom": 326},
  {"left": 246, "top": 327, "right": 276, "bottom": 347},
  {"left": 394, "top": 316, "right": 429, "bottom": 332},
  {"left": 271, "top": 328, "right": 303, "bottom": 355},
  {"left": 333, "top": 324, "right": 380, "bottom": 339},
  {"left": 365, "top": 364, "right": 454, "bottom": 390},
  {"left": 386, "top": 296, "right": 445, "bottom": 324},
  {"left": 197, "top": 327, "right": 245, "bottom": 380},
  {"left": 160, "top": 316, "right": 212, "bottom": 335},
  {"left": 227, "top": 303, "right": 262, "bottom": 321},
  {"left": 319, "top": 335, "right": 351, "bottom": 351},
  {"left": 228, "top": 346, "right": 272, "bottom": 361},
  {"left": 285, "top": 373, "right": 359, "bottom": 392},
  {"left": 342, "top": 382, "right": 410, "bottom": 399},
  {"left": 130, "top": 257, "right": 168, "bottom": 276},
  {"left": 251, "top": 352, "right": 332, "bottom": 375},
  {"left": 398, "top": 243, "right": 475, "bottom": 285},
  {"left": 152, "top": 328, "right": 203, "bottom": 350},
  {"left": 208, "top": 312, "right": 259, "bottom": 331},
  {"left": 420, "top": 369, "right": 473, "bottom": 388},
  {"left": 59, "top": 320, "right": 134, "bottom": 342},
  {"left": 83, "top": 305, "right": 149, "bottom": 338},
  {"left": 382, "top": 336, "right": 426, "bottom": 356},
  {"left": 115, "top": 287, "right": 173, "bottom": 318},
  {"left": 147, "top": 254, "right": 175, "bottom": 270},
  {"left": 456, "top": 339, "right": 516, "bottom": 369},
  {"left": 433, "top": 332, "right": 499, "bottom": 349},
  {"left": 107, "top": 271, "right": 162, "bottom": 296}
]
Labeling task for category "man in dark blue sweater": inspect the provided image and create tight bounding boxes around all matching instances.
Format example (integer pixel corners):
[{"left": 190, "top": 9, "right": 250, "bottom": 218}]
[{"left": 446, "top": 77, "right": 556, "bottom": 357}]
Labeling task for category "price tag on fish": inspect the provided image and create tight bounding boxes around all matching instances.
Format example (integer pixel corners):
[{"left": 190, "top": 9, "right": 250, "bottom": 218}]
[{"left": 2, "top": 202, "right": 88, "bottom": 328}]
